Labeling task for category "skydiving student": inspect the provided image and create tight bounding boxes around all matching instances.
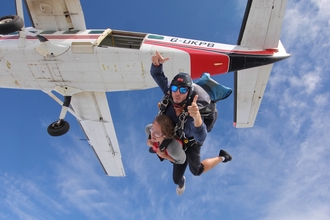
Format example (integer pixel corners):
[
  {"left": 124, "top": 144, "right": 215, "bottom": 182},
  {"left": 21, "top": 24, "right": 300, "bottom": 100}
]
[
  {"left": 146, "top": 114, "right": 186, "bottom": 164},
  {"left": 150, "top": 51, "right": 232, "bottom": 195}
]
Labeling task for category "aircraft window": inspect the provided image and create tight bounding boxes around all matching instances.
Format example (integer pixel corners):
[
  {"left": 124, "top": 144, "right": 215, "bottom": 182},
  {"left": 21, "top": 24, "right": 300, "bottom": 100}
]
[
  {"left": 98, "top": 30, "right": 146, "bottom": 49},
  {"left": 89, "top": 30, "right": 104, "bottom": 34},
  {"left": 63, "top": 30, "right": 79, "bottom": 34},
  {"left": 148, "top": 35, "right": 164, "bottom": 40},
  {"left": 40, "top": 31, "right": 56, "bottom": 34}
]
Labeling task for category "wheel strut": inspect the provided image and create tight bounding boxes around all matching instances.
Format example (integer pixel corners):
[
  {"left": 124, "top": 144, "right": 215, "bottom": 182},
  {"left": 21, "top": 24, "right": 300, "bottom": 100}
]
[
  {"left": 59, "top": 96, "right": 72, "bottom": 120},
  {"left": 47, "top": 96, "right": 72, "bottom": 136}
]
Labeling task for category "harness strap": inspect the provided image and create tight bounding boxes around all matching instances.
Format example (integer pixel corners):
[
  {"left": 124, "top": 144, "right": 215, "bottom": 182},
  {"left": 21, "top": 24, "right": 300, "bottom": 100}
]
[
  {"left": 174, "top": 111, "right": 188, "bottom": 139},
  {"left": 158, "top": 138, "right": 173, "bottom": 152},
  {"left": 158, "top": 93, "right": 171, "bottom": 115}
]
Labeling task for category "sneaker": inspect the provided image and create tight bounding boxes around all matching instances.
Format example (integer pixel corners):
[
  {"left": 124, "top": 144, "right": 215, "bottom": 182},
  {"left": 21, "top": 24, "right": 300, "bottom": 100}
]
[
  {"left": 219, "top": 150, "right": 232, "bottom": 163},
  {"left": 176, "top": 176, "right": 186, "bottom": 196}
]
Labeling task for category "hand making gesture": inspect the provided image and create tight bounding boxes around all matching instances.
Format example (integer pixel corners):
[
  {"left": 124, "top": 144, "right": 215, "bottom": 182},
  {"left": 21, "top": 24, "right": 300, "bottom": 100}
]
[
  {"left": 187, "top": 95, "right": 203, "bottom": 127},
  {"left": 152, "top": 51, "right": 170, "bottom": 66}
]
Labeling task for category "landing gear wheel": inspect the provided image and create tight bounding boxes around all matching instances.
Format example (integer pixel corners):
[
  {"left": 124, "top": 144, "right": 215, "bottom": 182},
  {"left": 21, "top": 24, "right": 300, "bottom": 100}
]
[
  {"left": 0, "top": 15, "right": 24, "bottom": 35},
  {"left": 47, "top": 120, "right": 70, "bottom": 136}
]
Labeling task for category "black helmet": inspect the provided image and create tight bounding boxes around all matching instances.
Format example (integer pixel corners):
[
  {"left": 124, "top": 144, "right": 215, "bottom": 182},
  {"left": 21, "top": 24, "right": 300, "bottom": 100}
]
[{"left": 171, "top": 72, "right": 193, "bottom": 89}]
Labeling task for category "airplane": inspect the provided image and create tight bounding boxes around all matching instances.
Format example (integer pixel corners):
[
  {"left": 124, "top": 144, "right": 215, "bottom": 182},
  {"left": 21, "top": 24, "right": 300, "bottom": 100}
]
[{"left": 0, "top": 0, "right": 290, "bottom": 177}]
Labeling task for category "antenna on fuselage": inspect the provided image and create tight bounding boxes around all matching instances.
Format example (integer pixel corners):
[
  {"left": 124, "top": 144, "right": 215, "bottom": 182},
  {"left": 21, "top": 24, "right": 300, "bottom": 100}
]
[{"left": 15, "top": 0, "right": 26, "bottom": 47}]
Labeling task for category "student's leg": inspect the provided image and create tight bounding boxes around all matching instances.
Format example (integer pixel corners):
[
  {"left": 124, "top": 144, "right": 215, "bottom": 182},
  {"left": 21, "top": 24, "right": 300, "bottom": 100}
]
[{"left": 172, "top": 161, "right": 187, "bottom": 185}]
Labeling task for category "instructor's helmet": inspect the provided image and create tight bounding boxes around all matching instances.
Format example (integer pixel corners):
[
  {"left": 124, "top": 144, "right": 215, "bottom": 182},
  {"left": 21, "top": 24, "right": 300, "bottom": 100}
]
[
  {"left": 170, "top": 72, "right": 194, "bottom": 106},
  {"left": 171, "top": 72, "right": 193, "bottom": 88}
]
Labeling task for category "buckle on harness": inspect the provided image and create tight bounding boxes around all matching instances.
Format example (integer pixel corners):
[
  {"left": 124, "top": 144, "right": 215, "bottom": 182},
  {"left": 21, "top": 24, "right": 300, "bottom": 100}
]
[
  {"left": 183, "top": 138, "right": 197, "bottom": 151},
  {"left": 159, "top": 95, "right": 170, "bottom": 112}
]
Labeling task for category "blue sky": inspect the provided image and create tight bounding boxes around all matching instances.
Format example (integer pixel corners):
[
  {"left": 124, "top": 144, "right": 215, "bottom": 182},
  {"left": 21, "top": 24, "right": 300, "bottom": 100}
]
[{"left": 1, "top": 0, "right": 329, "bottom": 219}]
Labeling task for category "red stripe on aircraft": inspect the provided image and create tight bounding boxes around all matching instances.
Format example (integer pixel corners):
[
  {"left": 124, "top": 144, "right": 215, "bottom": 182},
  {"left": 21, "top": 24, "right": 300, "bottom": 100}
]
[
  {"left": 192, "top": 52, "right": 229, "bottom": 78},
  {"left": 185, "top": 49, "right": 229, "bottom": 78},
  {"left": 0, "top": 35, "right": 99, "bottom": 40},
  {"left": 144, "top": 39, "right": 274, "bottom": 55}
]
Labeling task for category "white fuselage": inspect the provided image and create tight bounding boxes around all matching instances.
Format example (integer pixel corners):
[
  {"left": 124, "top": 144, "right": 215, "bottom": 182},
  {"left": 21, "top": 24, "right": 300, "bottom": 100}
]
[{"left": 0, "top": 27, "right": 287, "bottom": 94}]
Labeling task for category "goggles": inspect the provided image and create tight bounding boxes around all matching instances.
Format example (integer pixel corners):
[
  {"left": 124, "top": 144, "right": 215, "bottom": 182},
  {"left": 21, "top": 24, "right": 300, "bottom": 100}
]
[
  {"left": 150, "top": 126, "right": 162, "bottom": 138},
  {"left": 171, "top": 85, "right": 188, "bottom": 94}
]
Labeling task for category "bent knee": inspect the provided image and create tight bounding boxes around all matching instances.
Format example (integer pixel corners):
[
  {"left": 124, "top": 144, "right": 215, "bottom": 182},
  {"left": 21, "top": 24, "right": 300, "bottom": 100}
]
[{"left": 189, "top": 164, "right": 204, "bottom": 176}]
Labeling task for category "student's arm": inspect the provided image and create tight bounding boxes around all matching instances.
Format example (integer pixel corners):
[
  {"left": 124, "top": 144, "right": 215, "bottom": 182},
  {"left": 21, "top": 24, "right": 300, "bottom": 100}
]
[
  {"left": 156, "top": 147, "right": 176, "bottom": 163},
  {"left": 165, "top": 139, "right": 186, "bottom": 164}
]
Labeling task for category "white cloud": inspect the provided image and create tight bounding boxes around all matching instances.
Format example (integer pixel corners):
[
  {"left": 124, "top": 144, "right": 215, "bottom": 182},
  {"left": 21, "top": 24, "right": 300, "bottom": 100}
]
[
  {"left": 51, "top": 136, "right": 131, "bottom": 219},
  {"left": 254, "top": 1, "right": 330, "bottom": 219},
  {"left": 0, "top": 173, "right": 67, "bottom": 220}
]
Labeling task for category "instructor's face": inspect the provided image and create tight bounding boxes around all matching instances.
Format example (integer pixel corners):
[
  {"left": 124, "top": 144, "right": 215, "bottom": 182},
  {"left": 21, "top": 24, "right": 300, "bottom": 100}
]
[{"left": 171, "top": 89, "right": 188, "bottom": 104}]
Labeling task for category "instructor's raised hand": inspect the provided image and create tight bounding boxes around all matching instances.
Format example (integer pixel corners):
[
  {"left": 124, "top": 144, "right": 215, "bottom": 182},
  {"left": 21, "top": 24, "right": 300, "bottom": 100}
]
[{"left": 152, "top": 51, "right": 170, "bottom": 66}]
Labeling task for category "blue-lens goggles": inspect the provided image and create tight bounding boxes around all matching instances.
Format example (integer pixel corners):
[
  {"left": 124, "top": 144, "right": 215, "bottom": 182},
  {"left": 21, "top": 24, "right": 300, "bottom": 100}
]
[{"left": 171, "top": 85, "right": 188, "bottom": 94}]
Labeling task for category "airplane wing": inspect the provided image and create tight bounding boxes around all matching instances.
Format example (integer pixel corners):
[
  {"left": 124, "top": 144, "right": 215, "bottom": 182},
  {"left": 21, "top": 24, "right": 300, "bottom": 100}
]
[
  {"left": 70, "top": 92, "right": 125, "bottom": 176},
  {"left": 234, "top": 0, "right": 287, "bottom": 128},
  {"left": 24, "top": 0, "right": 86, "bottom": 31}
]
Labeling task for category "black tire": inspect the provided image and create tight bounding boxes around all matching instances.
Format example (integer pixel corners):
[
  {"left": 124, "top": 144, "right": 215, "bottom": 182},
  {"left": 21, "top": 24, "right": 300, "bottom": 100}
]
[
  {"left": 0, "top": 15, "right": 24, "bottom": 35},
  {"left": 47, "top": 120, "right": 70, "bottom": 136}
]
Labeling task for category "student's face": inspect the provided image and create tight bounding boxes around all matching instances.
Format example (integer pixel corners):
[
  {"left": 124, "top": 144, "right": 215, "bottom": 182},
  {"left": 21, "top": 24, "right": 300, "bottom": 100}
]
[{"left": 150, "top": 121, "right": 163, "bottom": 142}]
